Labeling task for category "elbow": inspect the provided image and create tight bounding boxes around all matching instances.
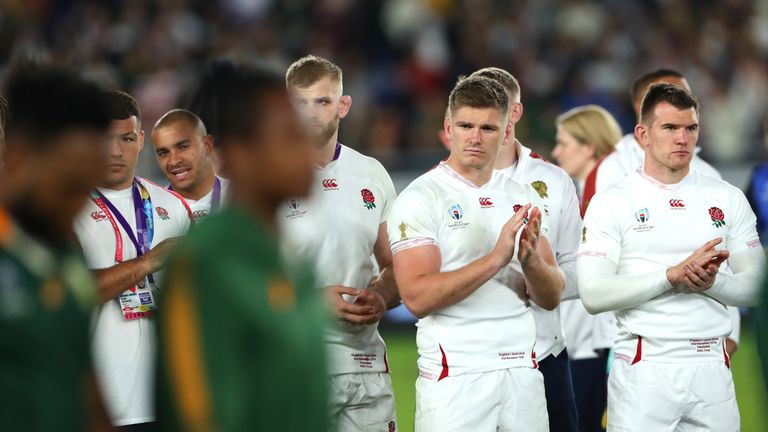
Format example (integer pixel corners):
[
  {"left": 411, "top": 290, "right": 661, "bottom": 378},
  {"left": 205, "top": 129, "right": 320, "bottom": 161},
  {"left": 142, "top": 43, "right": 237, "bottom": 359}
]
[
  {"left": 580, "top": 289, "right": 606, "bottom": 315},
  {"left": 402, "top": 297, "right": 429, "bottom": 319},
  {"left": 536, "top": 297, "right": 560, "bottom": 311}
]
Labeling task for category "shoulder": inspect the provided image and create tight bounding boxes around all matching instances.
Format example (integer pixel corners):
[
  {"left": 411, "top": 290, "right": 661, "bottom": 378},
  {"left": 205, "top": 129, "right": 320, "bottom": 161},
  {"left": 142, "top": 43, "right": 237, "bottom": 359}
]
[
  {"left": 340, "top": 145, "right": 392, "bottom": 180},
  {"left": 394, "top": 170, "right": 440, "bottom": 205},
  {"left": 692, "top": 155, "right": 722, "bottom": 180},
  {"left": 525, "top": 157, "right": 574, "bottom": 191},
  {"left": 139, "top": 178, "right": 191, "bottom": 211}
]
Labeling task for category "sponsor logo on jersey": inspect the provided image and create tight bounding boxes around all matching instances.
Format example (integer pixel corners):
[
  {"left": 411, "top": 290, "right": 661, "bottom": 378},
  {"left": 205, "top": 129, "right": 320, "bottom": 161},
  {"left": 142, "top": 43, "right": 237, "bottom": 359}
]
[
  {"left": 90, "top": 211, "right": 107, "bottom": 222},
  {"left": 322, "top": 178, "right": 338, "bottom": 190},
  {"left": 286, "top": 199, "right": 308, "bottom": 220},
  {"left": 633, "top": 207, "right": 654, "bottom": 232},
  {"left": 709, "top": 206, "right": 726, "bottom": 228},
  {"left": 479, "top": 197, "right": 494, "bottom": 208},
  {"left": 669, "top": 199, "right": 685, "bottom": 209},
  {"left": 155, "top": 206, "right": 170, "bottom": 221},
  {"left": 388, "top": 421, "right": 396, "bottom": 432},
  {"left": 192, "top": 210, "right": 208, "bottom": 219},
  {"left": 531, "top": 181, "right": 548, "bottom": 199},
  {"left": 361, "top": 189, "right": 376, "bottom": 209}
]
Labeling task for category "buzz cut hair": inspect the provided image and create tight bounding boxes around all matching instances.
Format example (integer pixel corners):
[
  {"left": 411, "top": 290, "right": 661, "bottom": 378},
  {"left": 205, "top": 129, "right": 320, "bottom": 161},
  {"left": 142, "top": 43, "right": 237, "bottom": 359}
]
[
  {"left": 448, "top": 76, "right": 509, "bottom": 117},
  {"left": 153, "top": 109, "right": 207, "bottom": 136},
  {"left": 639, "top": 83, "right": 699, "bottom": 125},
  {"left": 631, "top": 68, "right": 684, "bottom": 105},
  {"left": 285, "top": 55, "right": 343, "bottom": 92},
  {"left": 105, "top": 89, "right": 142, "bottom": 127},
  {"left": 469, "top": 67, "right": 521, "bottom": 103}
]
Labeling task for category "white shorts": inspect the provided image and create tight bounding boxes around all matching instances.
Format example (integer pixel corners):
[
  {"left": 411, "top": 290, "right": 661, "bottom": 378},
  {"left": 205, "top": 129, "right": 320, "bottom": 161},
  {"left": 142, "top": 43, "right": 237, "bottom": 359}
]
[
  {"left": 328, "top": 372, "right": 398, "bottom": 432},
  {"left": 415, "top": 368, "right": 548, "bottom": 432},
  {"left": 608, "top": 360, "right": 739, "bottom": 431}
]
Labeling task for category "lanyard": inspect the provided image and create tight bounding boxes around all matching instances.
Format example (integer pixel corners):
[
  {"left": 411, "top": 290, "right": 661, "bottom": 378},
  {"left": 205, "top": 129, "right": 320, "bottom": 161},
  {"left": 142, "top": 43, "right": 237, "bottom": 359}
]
[{"left": 91, "top": 179, "right": 155, "bottom": 283}]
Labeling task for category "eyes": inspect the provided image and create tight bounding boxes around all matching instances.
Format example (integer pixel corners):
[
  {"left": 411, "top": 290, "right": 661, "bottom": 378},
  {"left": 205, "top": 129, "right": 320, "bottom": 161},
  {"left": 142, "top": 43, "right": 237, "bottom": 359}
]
[
  {"left": 457, "top": 123, "right": 498, "bottom": 132},
  {"left": 156, "top": 143, "right": 190, "bottom": 158},
  {"left": 662, "top": 124, "right": 699, "bottom": 132}
]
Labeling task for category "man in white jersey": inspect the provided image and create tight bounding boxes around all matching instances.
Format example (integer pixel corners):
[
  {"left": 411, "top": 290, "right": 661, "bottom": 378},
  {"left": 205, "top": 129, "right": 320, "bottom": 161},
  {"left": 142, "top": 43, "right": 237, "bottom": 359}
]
[
  {"left": 578, "top": 83, "right": 765, "bottom": 431},
  {"left": 467, "top": 67, "right": 581, "bottom": 431},
  {"left": 391, "top": 76, "right": 565, "bottom": 431},
  {"left": 281, "top": 55, "right": 401, "bottom": 432},
  {"left": 74, "top": 90, "right": 192, "bottom": 430},
  {"left": 595, "top": 69, "right": 741, "bottom": 356},
  {"left": 151, "top": 109, "right": 230, "bottom": 220}
]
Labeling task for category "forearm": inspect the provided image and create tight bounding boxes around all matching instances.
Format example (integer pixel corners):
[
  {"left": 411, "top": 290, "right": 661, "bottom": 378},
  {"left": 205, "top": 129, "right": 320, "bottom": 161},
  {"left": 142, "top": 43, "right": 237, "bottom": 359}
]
[
  {"left": 707, "top": 247, "right": 766, "bottom": 307},
  {"left": 578, "top": 256, "right": 672, "bottom": 314},
  {"left": 398, "top": 253, "right": 503, "bottom": 318},
  {"left": 369, "top": 265, "right": 401, "bottom": 309},
  {"left": 94, "top": 256, "right": 151, "bottom": 303},
  {"left": 523, "top": 256, "right": 565, "bottom": 310}
]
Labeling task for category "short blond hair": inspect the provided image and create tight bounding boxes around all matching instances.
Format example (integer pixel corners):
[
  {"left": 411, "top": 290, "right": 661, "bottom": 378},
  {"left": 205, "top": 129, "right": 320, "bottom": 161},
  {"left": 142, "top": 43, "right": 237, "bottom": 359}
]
[
  {"left": 285, "top": 55, "right": 343, "bottom": 92},
  {"left": 556, "top": 105, "right": 622, "bottom": 159}
]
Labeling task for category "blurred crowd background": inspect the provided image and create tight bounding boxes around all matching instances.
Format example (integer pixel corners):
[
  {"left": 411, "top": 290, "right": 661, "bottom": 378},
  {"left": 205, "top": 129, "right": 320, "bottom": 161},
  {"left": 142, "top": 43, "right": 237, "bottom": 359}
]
[{"left": 1, "top": 0, "right": 768, "bottom": 175}]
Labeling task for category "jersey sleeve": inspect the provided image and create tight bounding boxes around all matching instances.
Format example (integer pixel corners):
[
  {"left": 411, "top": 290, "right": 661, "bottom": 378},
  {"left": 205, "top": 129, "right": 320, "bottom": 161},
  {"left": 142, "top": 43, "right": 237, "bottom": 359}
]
[
  {"left": 376, "top": 164, "right": 398, "bottom": 225},
  {"left": 726, "top": 187, "right": 761, "bottom": 255},
  {"left": 556, "top": 175, "right": 583, "bottom": 300},
  {"left": 578, "top": 192, "right": 622, "bottom": 265},
  {"left": 388, "top": 187, "right": 439, "bottom": 254},
  {"left": 523, "top": 183, "right": 550, "bottom": 235}
]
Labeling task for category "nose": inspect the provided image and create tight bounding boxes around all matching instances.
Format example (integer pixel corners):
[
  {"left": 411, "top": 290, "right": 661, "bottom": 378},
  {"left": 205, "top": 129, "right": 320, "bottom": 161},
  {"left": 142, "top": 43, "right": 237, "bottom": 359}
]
[
  {"left": 676, "top": 128, "right": 689, "bottom": 145},
  {"left": 169, "top": 149, "right": 182, "bottom": 166},
  {"left": 468, "top": 127, "right": 482, "bottom": 144},
  {"left": 551, "top": 144, "right": 561, "bottom": 160},
  {"left": 109, "top": 137, "right": 123, "bottom": 158}
]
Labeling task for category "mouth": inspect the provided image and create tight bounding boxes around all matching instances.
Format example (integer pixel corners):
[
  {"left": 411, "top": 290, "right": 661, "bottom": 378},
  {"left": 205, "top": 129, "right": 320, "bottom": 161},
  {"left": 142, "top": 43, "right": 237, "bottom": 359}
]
[
  {"left": 671, "top": 150, "right": 690, "bottom": 156},
  {"left": 465, "top": 148, "right": 485, "bottom": 157},
  {"left": 108, "top": 163, "right": 126, "bottom": 172},
  {"left": 170, "top": 167, "right": 192, "bottom": 180}
]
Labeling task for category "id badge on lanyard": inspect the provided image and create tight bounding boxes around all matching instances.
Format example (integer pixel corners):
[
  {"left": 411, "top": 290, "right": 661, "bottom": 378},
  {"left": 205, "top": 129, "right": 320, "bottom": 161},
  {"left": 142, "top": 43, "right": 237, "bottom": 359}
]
[{"left": 91, "top": 179, "right": 157, "bottom": 320}]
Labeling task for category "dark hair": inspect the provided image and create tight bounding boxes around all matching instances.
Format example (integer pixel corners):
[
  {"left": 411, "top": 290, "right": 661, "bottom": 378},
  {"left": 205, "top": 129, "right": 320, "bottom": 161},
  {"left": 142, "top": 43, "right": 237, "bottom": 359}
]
[
  {"left": 448, "top": 76, "right": 509, "bottom": 117},
  {"left": 469, "top": 67, "right": 521, "bottom": 102},
  {"left": 286, "top": 55, "right": 343, "bottom": 90},
  {"left": 105, "top": 89, "right": 141, "bottom": 126},
  {"left": 639, "top": 83, "right": 699, "bottom": 124},
  {"left": 4, "top": 66, "right": 110, "bottom": 145},
  {"left": 180, "top": 59, "right": 240, "bottom": 141},
  {"left": 213, "top": 61, "right": 286, "bottom": 143},
  {"left": 0, "top": 95, "right": 8, "bottom": 132},
  {"left": 631, "top": 68, "right": 685, "bottom": 105},
  {"left": 153, "top": 109, "right": 207, "bottom": 136}
]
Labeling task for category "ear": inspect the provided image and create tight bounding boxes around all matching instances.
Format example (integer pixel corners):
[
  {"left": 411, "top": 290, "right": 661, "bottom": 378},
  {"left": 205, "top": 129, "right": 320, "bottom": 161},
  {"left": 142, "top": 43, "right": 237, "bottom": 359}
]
[
  {"left": 203, "top": 134, "right": 214, "bottom": 156},
  {"left": 508, "top": 102, "right": 524, "bottom": 125},
  {"left": 504, "top": 119, "right": 513, "bottom": 143},
  {"left": 138, "top": 129, "right": 145, "bottom": 152},
  {"left": 338, "top": 95, "right": 352, "bottom": 119},
  {"left": 635, "top": 123, "right": 649, "bottom": 149}
]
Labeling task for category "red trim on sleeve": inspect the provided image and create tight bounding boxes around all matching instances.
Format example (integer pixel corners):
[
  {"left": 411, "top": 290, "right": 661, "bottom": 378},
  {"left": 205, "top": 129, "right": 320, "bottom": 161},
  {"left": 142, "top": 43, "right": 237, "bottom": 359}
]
[
  {"left": 532, "top": 350, "right": 538, "bottom": 368},
  {"left": 631, "top": 336, "right": 643, "bottom": 365},
  {"left": 438, "top": 344, "right": 450, "bottom": 381},
  {"left": 580, "top": 153, "right": 610, "bottom": 218}
]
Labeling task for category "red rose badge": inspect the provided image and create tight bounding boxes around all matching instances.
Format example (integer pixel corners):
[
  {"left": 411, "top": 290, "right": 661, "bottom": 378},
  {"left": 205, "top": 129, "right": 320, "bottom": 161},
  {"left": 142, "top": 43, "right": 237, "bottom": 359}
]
[
  {"left": 155, "top": 206, "right": 170, "bottom": 221},
  {"left": 513, "top": 204, "right": 529, "bottom": 223},
  {"left": 709, "top": 206, "right": 725, "bottom": 228},
  {"left": 361, "top": 189, "right": 376, "bottom": 210}
]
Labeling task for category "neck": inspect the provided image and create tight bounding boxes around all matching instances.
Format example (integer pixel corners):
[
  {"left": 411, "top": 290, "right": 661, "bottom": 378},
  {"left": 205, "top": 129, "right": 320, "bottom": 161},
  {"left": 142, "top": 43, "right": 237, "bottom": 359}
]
[
  {"left": 575, "top": 159, "right": 598, "bottom": 182},
  {"left": 316, "top": 133, "right": 340, "bottom": 168},
  {"left": 178, "top": 172, "right": 216, "bottom": 201},
  {"left": 97, "top": 176, "right": 134, "bottom": 191},
  {"left": 445, "top": 156, "right": 494, "bottom": 187},
  {"left": 494, "top": 136, "right": 519, "bottom": 169},
  {"left": 643, "top": 159, "right": 690, "bottom": 184}
]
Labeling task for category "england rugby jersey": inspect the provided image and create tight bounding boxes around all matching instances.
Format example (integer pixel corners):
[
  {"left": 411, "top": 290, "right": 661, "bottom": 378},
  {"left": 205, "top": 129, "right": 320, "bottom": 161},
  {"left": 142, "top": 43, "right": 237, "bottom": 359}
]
[
  {"left": 183, "top": 176, "right": 230, "bottom": 221},
  {"left": 579, "top": 168, "right": 760, "bottom": 363},
  {"left": 279, "top": 144, "right": 397, "bottom": 375},
  {"left": 389, "top": 162, "right": 548, "bottom": 380},
  {"left": 500, "top": 141, "right": 581, "bottom": 360},
  {"left": 74, "top": 177, "right": 192, "bottom": 426}
]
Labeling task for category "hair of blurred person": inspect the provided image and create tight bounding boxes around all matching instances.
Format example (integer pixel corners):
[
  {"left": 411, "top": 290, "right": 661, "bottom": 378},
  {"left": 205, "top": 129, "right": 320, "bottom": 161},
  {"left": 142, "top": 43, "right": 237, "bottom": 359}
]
[
  {"left": 285, "top": 55, "right": 351, "bottom": 161},
  {"left": 553, "top": 105, "right": 622, "bottom": 182},
  {"left": 151, "top": 109, "right": 216, "bottom": 200},
  {"left": 1, "top": 66, "right": 110, "bottom": 244},
  {"left": 102, "top": 89, "right": 144, "bottom": 191},
  {"left": 215, "top": 61, "right": 314, "bottom": 222},
  {"left": 631, "top": 69, "right": 690, "bottom": 119}
]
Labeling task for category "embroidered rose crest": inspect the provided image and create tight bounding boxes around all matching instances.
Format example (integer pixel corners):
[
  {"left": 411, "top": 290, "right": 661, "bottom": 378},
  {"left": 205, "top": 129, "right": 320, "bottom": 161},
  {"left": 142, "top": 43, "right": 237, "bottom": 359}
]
[
  {"left": 155, "top": 206, "right": 170, "bottom": 221},
  {"left": 361, "top": 189, "right": 376, "bottom": 210},
  {"left": 709, "top": 206, "right": 725, "bottom": 228}
]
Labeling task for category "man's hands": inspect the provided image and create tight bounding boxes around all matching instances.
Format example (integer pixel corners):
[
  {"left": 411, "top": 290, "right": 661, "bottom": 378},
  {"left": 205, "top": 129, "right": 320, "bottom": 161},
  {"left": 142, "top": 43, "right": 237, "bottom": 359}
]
[
  {"left": 518, "top": 207, "right": 543, "bottom": 268},
  {"left": 142, "top": 237, "right": 180, "bottom": 274},
  {"left": 490, "top": 203, "right": 531, "bottom": 268},
  {"left": 326, "top": 285, "right": 387, "bottom": 325},
  {"left": 666, "top": 238, "right": 729, "bottom": 292}
]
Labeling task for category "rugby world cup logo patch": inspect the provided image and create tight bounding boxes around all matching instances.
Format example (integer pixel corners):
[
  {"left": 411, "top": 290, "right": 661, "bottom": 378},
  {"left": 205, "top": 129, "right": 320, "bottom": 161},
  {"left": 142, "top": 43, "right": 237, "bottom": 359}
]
[
  {"left": 449, "top": 204, "right": 463, "bottom": 220},
  {"left": 635, "top": 208, "right": 649, "bottom": 223}
]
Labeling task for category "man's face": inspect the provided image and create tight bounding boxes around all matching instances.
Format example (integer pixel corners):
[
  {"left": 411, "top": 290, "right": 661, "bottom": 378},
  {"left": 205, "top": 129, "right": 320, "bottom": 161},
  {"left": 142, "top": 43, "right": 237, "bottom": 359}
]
[
  {"left": 102, "top": 116, "right": 143, "bottom": 189},
  {"left": 226, "top": 91, "right": 314, "bottom": 203},
  {"left": 288, "top": 76, "right": 350, "bottom": 147},
  {"left": 636, "top": 101, "right": 699, "bottom": 173},
  {"left": 445, "top": 106, "right": 510, "bottom": 171},
  {"left": 152, "top": 120, "right": 213, "bottom": 194}
]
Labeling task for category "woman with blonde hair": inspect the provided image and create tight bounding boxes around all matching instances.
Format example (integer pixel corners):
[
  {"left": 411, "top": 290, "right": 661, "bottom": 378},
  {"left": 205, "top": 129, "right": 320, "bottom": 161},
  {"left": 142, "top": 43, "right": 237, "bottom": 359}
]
[
  {"left": 552, "top": 104, "right": 622, "bottom": 432},
  {"left": 552, "top": 105, "right": 622, "bottom": 216}
]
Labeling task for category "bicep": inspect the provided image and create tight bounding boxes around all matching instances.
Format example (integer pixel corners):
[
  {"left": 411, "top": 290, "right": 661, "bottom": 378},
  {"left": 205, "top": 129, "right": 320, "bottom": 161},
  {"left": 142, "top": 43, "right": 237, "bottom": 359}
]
[{"left": 392, "top": 245, "right": 441, "bottom": 294}]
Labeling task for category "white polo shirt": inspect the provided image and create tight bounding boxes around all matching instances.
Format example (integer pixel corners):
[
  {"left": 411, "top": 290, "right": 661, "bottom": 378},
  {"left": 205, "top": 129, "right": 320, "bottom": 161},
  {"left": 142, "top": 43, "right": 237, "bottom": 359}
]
[
  {"left": 389, "top": 162, "right": 548, "bottom": 380},
  {"left": 279, "top": 144, "right": 397, "bottom": 375},
  {"left": 578, "top": 168, "right": 760, "bottom": 363},
  {"left": 499, "top": 142, "right": 581, "bottom": 360},
  {"left": 183, "top": 176, "right": 230, "bottom": 221},
  {"left": 74, "top": 177, "right": 191, "bottom": 426}
]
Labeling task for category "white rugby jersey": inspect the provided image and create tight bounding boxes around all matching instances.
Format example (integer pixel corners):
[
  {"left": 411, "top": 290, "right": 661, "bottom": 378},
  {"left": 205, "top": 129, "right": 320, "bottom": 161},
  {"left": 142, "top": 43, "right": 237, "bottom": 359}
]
[
  {"left": 279, "top": 144, "right": 397, "bottom": 375},
  {"left": 579, "top": 168, "right": 760, "bottom": 363},
  {"left": 74, "top": 177, "right": 191, "bottom": 426},
  {"left": 500, "top": 141, "right": 581, "bottom": 360},
  {"left": 389, "top": 161, "right": 548, "bottom": 380},
  {"left": 183, "top": 176, "right": 230, "bottom": 221}
]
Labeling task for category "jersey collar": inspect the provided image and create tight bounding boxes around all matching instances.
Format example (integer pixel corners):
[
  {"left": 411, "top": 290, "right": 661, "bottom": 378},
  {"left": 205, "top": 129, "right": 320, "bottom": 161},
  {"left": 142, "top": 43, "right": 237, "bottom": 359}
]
[{"left": 637, "top": 166, "right": 695, "bottom": 191}]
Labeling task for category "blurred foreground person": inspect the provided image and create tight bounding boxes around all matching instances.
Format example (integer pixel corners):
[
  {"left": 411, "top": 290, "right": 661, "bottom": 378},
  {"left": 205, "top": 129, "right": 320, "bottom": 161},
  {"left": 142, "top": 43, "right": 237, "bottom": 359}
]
[
  {"left": 0, "top": 67, "right": 113, "bottom": 431},
  {"left": 155, "top": 62, "right": 328, "bottom": 431}
]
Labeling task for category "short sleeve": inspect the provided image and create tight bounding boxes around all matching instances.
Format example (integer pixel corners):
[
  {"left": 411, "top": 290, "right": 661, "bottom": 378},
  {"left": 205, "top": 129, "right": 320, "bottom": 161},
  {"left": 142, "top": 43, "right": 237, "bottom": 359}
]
[
  {"left": 726, "top": 188, "right": 761, "bottom": 255},
  {"left": 388, "top": 187, "right": 439, "bottom": 254},
  {"left": 578, "top": 192, "right": 622, "bottom": 265},
  {"left": 376, "top": 164, "right": 398, "bottom": 225}
]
